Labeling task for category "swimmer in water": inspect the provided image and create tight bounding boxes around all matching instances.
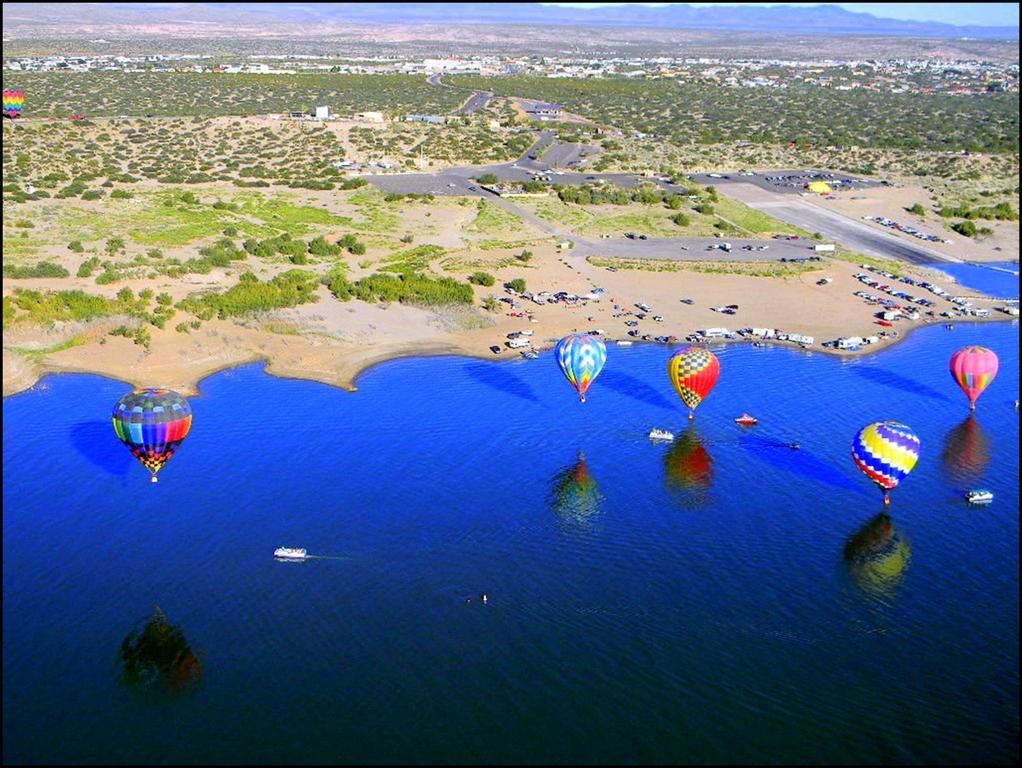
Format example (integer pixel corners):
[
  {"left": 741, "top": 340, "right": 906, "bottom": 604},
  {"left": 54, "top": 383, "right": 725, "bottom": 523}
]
[
  {"left": 789, "top": 442, "right": 800, "bottom": 450},
  {"left": 481, "top": 594, "right": 488, "bottom": 604}
]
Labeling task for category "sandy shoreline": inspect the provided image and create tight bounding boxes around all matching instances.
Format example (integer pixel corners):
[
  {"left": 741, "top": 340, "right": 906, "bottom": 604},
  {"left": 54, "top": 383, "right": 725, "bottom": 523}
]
[
  {"left": 3, "top": 317, "right": 1013, "bottom": 401},
  {"left": 4, "top": 288, "right": 1012, "bottom": 399}
]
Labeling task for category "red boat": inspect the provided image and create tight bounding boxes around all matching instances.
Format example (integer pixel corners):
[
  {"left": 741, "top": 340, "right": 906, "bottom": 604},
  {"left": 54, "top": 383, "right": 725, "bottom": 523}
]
[
  {"left": 735, "top": 413, "right": 758, "bottom": 426},
  {"left": 876, "top": 320, "right": 893, "bottom": 327}
]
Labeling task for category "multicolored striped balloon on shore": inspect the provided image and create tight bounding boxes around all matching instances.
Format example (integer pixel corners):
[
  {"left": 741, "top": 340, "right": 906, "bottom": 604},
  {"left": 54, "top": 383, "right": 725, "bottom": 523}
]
[
  {"left": 851, "top": 421, "right": 920, "bottom": 505},
  {"left": 3, "top": 89, "right": 25, "bottom": 118},
  {"left": 949, "top": 346, "right": 999, "bottom": 410},
  {"left": 555, "top": 333, "right": 607, "bottom": 403},
  {"left": 112, "top": 388, "right": 193, "bottom": 482},
  {"left": 668, "top": 346, "right": 720, "bottom": 419}
]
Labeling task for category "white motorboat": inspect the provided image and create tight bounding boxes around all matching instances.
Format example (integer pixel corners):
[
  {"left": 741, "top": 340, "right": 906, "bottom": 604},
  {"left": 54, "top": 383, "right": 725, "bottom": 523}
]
[
  {"left": 274, "top": 547, "right": 308, "bottom": 560},
  {"left": 648, "top": 428, "right": 675, "bottom": 442},
  {"left": 966, "top": 490, "right": 994, "bottom": 504}
]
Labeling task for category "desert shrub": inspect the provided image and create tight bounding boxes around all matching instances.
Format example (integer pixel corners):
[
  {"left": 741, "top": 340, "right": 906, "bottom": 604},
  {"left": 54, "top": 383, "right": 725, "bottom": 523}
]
[{"left": 469, "top": 271, "right": 495, "bottom": 286}]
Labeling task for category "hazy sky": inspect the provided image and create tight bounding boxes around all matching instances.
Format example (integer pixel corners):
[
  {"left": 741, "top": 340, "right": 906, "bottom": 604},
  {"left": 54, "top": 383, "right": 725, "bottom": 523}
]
[{"left": 545, "top": 2, "right": 1020, "bottom": 27}]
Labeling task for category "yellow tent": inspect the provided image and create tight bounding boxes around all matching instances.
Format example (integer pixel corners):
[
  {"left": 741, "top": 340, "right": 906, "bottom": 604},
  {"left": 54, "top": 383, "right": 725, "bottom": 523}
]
[{"left": 807, "top": 181, "right": 832, "bottom": 194}]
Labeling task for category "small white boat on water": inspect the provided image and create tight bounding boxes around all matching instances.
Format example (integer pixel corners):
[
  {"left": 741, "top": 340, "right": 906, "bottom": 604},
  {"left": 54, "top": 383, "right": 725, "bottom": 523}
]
[
  {"left": 648, "top": 428, "right": 675, "bottom": 442},
  {"left": 966, "top": 490, "right": 994, "bottom": 505},
  {"left": 274, "top": 547, "right": 308, "bottom": 560}
]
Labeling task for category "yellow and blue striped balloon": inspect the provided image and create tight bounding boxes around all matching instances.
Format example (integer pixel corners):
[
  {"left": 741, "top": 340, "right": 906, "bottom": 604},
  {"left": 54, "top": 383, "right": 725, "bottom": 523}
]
[
  {"left": 555, "top": 333, "right": 607, "bottom": 403},
  {"left": 851, "top": 421, "right": 920, "bottom": 504}
]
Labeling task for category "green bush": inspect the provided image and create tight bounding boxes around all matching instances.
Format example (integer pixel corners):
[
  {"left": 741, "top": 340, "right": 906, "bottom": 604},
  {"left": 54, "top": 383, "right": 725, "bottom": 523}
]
[
  {"left": 4, "top": 261, "right": 71, "bottom": 279},
  {"left": 3, "top": 287, "right": 146, "bottom": 328},
  {"left": 951, "top": 220, "right": 978, "bottom": 237},
  {"left": 77, "top": 257, "right": 101, "bottom": 278},
  {"left": 469, "top": 271, "right": 495, "bottom": 286},
  {"left": 308, "top": 236, "right": 341, "bottom": 257},
  {"left": 506, "top": 278, "right": 527, "bottom": 293},
  {"left": 351, "top": 273, "right": 474, "bottom": 305},
  {"left": 324, "top": 268, "right": 353, "bottom": 301},
  {"left": 177, "top": 270, "right": 320, "bottom": 319},
  {"left": 336, "top": 234, "right": 366, "bottom": 255}
]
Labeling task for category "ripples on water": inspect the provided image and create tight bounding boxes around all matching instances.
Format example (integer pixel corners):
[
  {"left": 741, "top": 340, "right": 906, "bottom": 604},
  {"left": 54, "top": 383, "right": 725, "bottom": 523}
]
[{"left": 3, "top": 321, "right": 1019, "bottom": 764}]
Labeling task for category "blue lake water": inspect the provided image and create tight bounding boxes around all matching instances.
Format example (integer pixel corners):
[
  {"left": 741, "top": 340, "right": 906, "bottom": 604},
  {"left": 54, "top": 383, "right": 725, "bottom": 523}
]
[
  {"left": 3, "top": 317, "right": 1019, "bottom": 764},
  {"left": 927, "top": 261, "right": 1020, "bottom": 299}
]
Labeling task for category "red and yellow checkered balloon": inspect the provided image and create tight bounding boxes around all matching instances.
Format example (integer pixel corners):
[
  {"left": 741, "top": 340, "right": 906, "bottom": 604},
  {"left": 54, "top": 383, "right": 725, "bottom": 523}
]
[{"left": 668, "top": 347, "right": 720, "bottom": 414}]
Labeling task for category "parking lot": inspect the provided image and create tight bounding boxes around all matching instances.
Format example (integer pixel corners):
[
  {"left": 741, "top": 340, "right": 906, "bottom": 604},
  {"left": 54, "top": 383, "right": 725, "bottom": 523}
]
[
  {"left": 749, "top": 199, "right": 953, "bottom": 264},
  {"left": 688, "top": 169, "right": 885, "bottom": 195},
  {"left": 714, "top": 182, "right": 957, "bottom": 265}
]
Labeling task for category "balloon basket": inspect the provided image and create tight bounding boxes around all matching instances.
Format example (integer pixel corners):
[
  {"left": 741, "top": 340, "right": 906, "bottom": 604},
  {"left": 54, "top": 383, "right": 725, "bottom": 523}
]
[{"left": 150, "top": 475, "right": 159, "bottom": 484}]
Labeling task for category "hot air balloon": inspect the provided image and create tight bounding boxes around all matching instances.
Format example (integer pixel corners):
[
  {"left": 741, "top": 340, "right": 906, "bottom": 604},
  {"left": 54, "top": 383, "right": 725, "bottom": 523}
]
[
  {"left": 555, "top": 333, "right": 606, "bottom": 403},
  {"left": 949, "top": 346, "right": 998, "bottom": 410},
  {"left": 851, "top": 421, "right": 920, "bottom": 506},
  {"left": 668, "top": 346, "right": 720, "bottom": 419},
  {"left": 112, "top": 388, "right": 192, "bottom": 482},
  {"left": 2, "top": 89, "right": 25, "bottom": 119},
  {"left": 807, "top": 180, "right": 832, "bottom": 195}
]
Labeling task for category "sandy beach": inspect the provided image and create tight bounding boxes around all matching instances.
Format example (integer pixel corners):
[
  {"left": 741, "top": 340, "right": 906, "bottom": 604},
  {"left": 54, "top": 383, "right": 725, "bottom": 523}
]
[{"left": 3, "top": 246, "right": 1010, "bottom": 398}]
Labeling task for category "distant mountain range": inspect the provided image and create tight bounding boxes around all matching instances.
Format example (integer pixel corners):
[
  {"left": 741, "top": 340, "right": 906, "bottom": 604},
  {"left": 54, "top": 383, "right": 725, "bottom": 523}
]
[{"left": 5, "top": 2, "right": 1019, "bottom": 40}]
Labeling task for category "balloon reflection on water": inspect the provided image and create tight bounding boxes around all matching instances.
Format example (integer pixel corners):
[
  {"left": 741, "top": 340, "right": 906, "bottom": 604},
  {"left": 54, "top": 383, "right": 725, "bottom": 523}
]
[
  {"left": 120, "top": 607, "right": 202, "bottom": 692},
  {"left": 843, "top": 514, "right": 911, "bottom": 599},
  {"left": 663, "top": 426, "right": 714, "bottom": 496},
  {"left": 550, "top": 451, "right": 604, "bottom": 525},
  {"left": 940, "top": 415, "right": 991, "bottom": 484}
]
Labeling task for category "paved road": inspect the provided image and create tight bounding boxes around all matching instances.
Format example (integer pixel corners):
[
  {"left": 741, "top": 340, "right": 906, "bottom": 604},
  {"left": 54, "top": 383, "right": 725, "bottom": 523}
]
[
  {"left": 455, "top": 90, "right": 494, "bottom": 115},
  {"left": 748, "top": 199, "right": 957, "bottom": 264},
  {"left": 367, "top": 134, "right": 681, "bottom": 195},
  {"left": 427, "top": 73, "right": 493, "bottom": 115}
]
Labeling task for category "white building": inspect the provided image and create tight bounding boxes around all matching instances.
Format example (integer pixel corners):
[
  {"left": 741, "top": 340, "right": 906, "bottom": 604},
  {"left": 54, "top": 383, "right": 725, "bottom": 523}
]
[{"left": 315, "top": 105, "right": 331, "bottom": 120}]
